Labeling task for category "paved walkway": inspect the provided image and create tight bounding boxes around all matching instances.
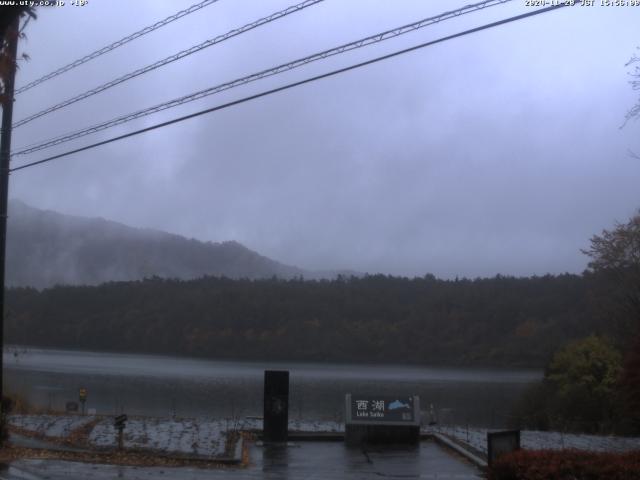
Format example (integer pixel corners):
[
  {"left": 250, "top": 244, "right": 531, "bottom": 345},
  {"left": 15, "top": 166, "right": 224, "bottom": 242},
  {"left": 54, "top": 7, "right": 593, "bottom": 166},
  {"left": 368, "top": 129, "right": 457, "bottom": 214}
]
[{"left": 0, "top": 440, "right": 481, "bottom": 479}]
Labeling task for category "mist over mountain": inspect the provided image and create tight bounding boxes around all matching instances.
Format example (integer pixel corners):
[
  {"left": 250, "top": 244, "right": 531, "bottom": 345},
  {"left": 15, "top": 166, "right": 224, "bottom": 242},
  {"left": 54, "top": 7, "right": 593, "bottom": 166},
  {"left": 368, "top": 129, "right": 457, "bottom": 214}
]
[{"left": 6, "top": 200, "right": 351, "bottom": 288}]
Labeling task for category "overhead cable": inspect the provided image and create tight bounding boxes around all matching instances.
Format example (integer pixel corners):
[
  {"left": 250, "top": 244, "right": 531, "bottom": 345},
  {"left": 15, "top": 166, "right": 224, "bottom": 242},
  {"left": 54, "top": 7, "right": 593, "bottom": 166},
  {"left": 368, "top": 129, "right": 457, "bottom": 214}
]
[
  {"left": 13, "top": 0, "right": 324, "bottom": 128},
  {"left": 13, "top": 0, "right": 512, "bottom": 155},
  {"left": 15, "top": 0, "right": 222, "bottom": 95},
  {"left": 10, "top": 2, "right": 575, "bottom": 173}
]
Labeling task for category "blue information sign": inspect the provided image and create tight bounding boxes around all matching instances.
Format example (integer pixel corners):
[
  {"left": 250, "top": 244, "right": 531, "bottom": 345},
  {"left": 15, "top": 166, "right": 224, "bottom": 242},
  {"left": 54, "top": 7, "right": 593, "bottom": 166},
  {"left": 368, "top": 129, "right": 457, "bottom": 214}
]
[{"left": 347, "top": 395, "right": 417, "bottom": 423}]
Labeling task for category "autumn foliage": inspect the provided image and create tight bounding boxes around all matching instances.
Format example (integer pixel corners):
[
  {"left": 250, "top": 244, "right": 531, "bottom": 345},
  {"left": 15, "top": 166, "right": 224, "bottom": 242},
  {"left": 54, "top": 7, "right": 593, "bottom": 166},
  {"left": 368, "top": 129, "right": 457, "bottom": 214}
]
[{"left": 488, "top": 449, "right": 640, "bottom": 480}]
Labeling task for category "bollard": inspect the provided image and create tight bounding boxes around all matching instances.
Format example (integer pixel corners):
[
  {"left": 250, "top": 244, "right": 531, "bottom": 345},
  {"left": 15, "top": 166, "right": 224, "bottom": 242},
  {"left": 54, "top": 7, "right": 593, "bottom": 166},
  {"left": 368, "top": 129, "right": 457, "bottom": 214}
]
[{"left": 114, "top": 414, "right": 127, "bottom": 451}]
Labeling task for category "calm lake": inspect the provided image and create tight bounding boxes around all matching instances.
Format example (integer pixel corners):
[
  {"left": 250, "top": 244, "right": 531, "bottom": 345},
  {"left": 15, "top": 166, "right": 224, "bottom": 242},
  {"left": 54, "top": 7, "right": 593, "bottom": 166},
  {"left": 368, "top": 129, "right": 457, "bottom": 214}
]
[{"left": 3, "top": 347, "right": 541, "bottom": 427}]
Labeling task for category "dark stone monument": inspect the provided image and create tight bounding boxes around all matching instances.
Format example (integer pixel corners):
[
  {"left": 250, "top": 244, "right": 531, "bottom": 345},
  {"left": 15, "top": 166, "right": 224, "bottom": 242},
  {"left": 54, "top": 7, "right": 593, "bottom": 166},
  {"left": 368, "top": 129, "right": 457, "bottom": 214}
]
[
  {"left": 345, "top": 394, "right": 420, "bottom": 446},
  {"left": 263, "top": 370, "right": 289, "bottom": 443},
  {"left": 487, "top": 430, "right": 521, "bottom": 466}
]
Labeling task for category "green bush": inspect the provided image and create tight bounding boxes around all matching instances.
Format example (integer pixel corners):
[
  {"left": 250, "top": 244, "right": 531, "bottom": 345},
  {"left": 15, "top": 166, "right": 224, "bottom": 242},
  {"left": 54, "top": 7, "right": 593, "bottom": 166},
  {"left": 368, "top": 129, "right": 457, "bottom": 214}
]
[{"left": 511, "top": 336, "right": 627, "bottom": 433}]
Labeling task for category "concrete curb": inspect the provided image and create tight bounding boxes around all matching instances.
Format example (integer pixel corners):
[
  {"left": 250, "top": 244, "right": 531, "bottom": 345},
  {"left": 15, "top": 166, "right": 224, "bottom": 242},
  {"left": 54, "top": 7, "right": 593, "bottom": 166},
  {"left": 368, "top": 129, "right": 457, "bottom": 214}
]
[
  {"left": 9, "top": 433, "right": 88, "bottom": 453},
  {"left": 288, "top": 432, "right": 344, "bottom": 441},
  {"left": 249, "top": 430, "right": 345, "bottom": 442},
  {"left": 10, "top": 432, "right": 244, "bottom": 466},
  {"left": 431, "top": 433, "right": 488, "bottom": 468}
]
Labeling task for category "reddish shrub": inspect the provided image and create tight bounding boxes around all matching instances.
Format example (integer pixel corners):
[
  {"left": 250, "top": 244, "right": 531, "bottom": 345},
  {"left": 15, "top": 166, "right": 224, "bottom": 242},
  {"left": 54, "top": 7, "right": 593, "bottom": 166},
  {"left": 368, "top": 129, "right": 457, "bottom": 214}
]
[{"left": 488, "top": 449, "right": 640, "bottom": 480}]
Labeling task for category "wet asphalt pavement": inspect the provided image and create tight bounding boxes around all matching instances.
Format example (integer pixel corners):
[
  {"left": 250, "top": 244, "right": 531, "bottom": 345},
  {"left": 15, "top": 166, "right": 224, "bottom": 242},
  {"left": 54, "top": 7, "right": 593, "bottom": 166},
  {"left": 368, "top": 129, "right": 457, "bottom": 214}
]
[{"left": 0, "top": 440, "right": 481, "bottom": 479}]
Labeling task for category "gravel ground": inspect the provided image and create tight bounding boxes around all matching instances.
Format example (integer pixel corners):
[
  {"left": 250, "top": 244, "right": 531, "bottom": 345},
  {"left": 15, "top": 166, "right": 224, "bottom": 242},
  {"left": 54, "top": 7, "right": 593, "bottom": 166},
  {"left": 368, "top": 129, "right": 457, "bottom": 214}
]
[
  {"left": 428, "top": 425, "right": 640, "bottom": 454},
  {"left": 9, "top": 414, "right": 96, "bottom": 438},
  {"left": 8, "top": 415, "right": 343, "bottom": 458},
  {"left": 13, "top": 414, "right": 639, "bottom": 460},
  {"left": 88, "top": 417, "right": 226, "bottom": 457},
  {"left": 241, "top": 417, "right": 343, "bottom": 432},
  {"left": 10, "top": 415, "right": 228, "bottom": 457}
]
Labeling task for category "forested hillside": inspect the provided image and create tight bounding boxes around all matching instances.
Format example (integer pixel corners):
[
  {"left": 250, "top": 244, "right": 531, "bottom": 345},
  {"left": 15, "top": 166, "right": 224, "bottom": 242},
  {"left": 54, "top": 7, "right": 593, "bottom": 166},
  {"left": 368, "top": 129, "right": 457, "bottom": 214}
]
[
  {"left": 6, "top": 200, "right": 311, "bottom": 287},
  {"left": 5, "top": 273, "right": 619, "bottom": 367}
]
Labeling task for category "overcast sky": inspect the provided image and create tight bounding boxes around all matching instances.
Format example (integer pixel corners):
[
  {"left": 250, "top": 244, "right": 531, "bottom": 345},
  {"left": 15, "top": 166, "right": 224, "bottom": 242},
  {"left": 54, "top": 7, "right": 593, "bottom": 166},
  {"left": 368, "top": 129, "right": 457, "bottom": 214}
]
[{"left": 8, "top": 0, "right": 640, "bottom": 278}]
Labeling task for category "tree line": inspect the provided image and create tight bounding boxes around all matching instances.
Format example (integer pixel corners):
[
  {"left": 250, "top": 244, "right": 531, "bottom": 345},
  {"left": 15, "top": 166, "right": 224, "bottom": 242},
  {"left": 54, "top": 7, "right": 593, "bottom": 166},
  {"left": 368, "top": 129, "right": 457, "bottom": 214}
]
[{"left": 4, "top": 271, "right": 623, "bottom": 367}]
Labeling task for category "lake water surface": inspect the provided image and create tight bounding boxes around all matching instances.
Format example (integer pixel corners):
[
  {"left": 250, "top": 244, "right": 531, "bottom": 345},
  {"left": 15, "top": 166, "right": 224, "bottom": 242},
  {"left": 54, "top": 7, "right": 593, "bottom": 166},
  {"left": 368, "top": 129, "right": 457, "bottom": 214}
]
[{"left": 4, "top": 347, "right": 541, "bottom": 427}]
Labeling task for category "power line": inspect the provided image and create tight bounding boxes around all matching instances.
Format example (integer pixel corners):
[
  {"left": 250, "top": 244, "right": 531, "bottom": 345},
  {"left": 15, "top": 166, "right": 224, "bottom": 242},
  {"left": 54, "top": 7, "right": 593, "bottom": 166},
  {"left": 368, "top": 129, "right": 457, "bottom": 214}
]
[
  {"left": 15, "top": 0, "right": 221, "bottom": 95},
  {"left": 13, "top": 0, "right": 324, "bottom": 129},
  {"left": 13, "top": 0, "right": 513, "bottom": 156},
  {"left": 10, "top": 2, "right": 574, "bottom": 173}
]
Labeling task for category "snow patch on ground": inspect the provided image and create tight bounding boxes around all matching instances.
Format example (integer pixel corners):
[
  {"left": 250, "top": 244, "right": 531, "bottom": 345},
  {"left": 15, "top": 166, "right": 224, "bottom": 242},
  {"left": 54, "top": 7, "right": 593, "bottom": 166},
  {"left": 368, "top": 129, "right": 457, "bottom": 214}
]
[
  {"left": 8, "top": 415, "right": 340, "bottom": 458},
  {"left": 9, "top": 415, "right": 228, "bottom": 458},
  {"left": 88, "top": 418, "right": 227, "bottom": 457},
  {"left": 289, "top": 419, "right": 344, "bottom": 432},
  {"left": 9, "top": 414, "right": 95, "bottom": 438},
  {"left": 427, "top": 426, "right": 640, "bottom": 454},
  {"left": 238, "top": 418, "right": 343, "bottom": 433},
  {"left": 14, "top": 414, "right": 638, "bottom": 459}
]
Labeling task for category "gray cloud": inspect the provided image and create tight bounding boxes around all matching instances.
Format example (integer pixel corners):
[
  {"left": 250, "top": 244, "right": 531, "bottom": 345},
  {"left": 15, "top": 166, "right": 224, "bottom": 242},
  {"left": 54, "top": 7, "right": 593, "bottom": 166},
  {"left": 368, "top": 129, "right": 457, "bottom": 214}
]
[{"left": 9, "top": 0, "right": 640, "bottom": 278}]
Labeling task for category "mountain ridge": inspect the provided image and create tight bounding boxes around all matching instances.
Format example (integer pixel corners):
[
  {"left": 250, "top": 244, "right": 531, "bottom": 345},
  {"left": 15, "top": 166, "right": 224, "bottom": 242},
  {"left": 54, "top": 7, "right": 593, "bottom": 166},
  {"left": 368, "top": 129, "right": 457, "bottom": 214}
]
[{"left": 6, "top": 200, "right": 356, "bottom": 288}]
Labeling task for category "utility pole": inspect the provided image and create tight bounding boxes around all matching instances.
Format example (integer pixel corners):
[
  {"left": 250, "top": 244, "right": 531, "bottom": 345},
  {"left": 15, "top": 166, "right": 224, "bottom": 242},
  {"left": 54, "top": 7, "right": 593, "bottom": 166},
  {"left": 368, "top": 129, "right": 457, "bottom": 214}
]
[{"left": 0, "top": 15, "right": 20, "bottom": 436}]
